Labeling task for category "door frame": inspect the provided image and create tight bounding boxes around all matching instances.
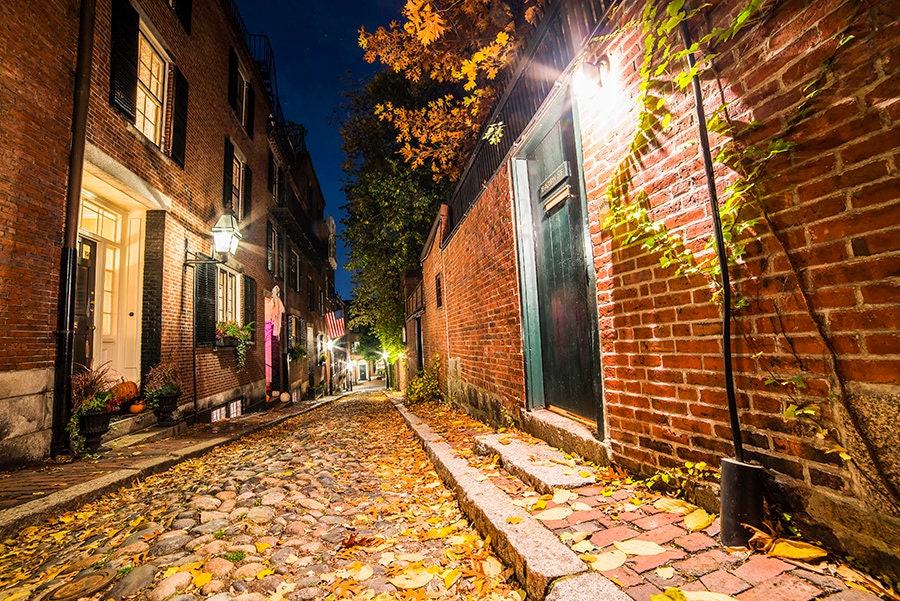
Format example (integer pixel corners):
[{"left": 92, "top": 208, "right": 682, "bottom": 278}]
[{"left": 512, "top": 87, "right": 605, "bottom": 434}]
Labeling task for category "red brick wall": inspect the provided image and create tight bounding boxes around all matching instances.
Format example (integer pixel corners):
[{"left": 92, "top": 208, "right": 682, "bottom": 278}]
[
  {"left": 423, "top": 0, "right": 899, "bottom": 575},
  {"left": 0, "top": 0, "right": 76, "bottom": 371}
]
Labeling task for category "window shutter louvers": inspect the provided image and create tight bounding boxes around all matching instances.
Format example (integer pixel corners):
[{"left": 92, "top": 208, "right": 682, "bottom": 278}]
[
  {"left": 245, "top": 85, "right": 255, "bottom": 138},
  {"left": 175, "top": 0, "right": 192, "bottom": 34},
  {"left": 243, "top": 166, "right": 252, "bottom": 220},
  {"left": 110, "top": 0, "right": 139, "bottom": 120},
  {"left": 222, "top": 138, "right": 234, "bottom": 209},
  {"left": 267, "top": 150, "right": 275, "bottom": 193},
  {"left": 227, "top": 48, "right": 238, "bottom": 111},
  {"left": 243, "top": 276, "right": 256, "bottom": 343},
  {"left": 194, "top": 260, "right": 217, "bottom": 345},
  {"left": 266, "top": 221, "right": 274, "bottom": 273},
  {"left": 171, "top": 67, "right": 189, "bottom": 167}
]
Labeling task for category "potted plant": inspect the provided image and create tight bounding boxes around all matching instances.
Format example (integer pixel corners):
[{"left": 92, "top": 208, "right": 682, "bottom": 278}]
[
  {"left": 288, "top": 343, "right": 307, "bottom": 362},
  {"left": 216, "top": 320, "right": 254, "bottom": 369},
  {"left": 67, "top": 362, "right": 121, "bottom": 455},
  {"left": 144, "top": 360, "right": 182, "bottom": 426}
]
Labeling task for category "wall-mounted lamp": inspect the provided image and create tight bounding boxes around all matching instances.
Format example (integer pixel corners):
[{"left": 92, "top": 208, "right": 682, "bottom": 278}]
[
  {"left": 574, "top": 55, "right": 610, "bottom": 99},
  {"left": 212, "top": 211, "right": 242, "bottom": 255}
]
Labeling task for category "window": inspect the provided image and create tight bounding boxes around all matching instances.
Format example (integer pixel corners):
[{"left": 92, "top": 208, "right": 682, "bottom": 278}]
[
  {"left": 194, "top": 261, "right": 256, "bottom": 345},
  {"left": 223, "top": 139, "right": 252, "bottom": 220},
  {"left": 289, "top": 250, "right": 301, "bottom": 293},
  {"left": 110, "top": 0, "right": 188, "bottom": 164},
  {"left": 435, "top": 273, "right": 443, "bottom": 308},
  {"left": 136, "top": 33, "right": 165, "bottom": 144},
  {"left": 266, "top": 221, "right": 284, "bottom": 278},
  {"left": 228, "top": 47, "right": 255, "bottom": 137},
  {"left": 168, "top": 0, "right": 192, "bottom": 33}
]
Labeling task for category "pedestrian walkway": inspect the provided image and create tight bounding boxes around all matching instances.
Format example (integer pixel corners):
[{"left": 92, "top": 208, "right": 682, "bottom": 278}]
[{"left": 391, "top": 395, "right": 893, "bottom": 601}]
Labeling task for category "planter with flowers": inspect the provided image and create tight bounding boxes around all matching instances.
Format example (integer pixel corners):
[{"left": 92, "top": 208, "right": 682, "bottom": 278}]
[
  {"left": 144, "top": 360, "right": 182, "bottom": 426},
  {"left": 216, "top": 320, "right": 254, "bottom": 369},
  {"left": 67, "top": 362, "right": 121, "bottom": 455}
]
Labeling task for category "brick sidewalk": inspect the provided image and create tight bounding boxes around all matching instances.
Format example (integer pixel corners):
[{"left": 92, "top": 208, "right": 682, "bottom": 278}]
[{"left": 399, "top": 398, "right": 891, "bottom": 601}]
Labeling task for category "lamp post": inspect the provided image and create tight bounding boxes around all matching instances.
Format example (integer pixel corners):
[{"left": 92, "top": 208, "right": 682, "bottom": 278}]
[
  {"left": 381, "top": 351, "right": 390, "bottom": 390},
  {"left": 326, "top": 339, "right": 335, "bottom": 395}
]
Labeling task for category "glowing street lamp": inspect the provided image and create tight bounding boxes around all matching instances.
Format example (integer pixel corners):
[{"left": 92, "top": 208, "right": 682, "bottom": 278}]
[{"left": 212, "top": 211, "right": 242, "bottom": 255}]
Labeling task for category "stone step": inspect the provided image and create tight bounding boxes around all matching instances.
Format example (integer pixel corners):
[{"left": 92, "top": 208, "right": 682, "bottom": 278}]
[{"left": 474, "top": 433, "right": 596, "bottom": 494}]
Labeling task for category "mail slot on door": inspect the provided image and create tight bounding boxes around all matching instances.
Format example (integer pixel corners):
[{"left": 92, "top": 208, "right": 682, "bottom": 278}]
[{"left": 539, "top": 160, "right": 571, "bottom": 212}]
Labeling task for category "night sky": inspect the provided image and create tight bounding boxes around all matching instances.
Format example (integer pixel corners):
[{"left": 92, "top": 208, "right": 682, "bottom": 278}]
[{"left": 234, "top": 0, "right": 406, "bottom": 300}]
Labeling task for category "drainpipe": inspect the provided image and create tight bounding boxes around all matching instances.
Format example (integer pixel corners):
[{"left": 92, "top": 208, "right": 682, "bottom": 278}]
[
  {"left": 51, "top": 0, "right": 97, "bottom": 455},
  {"left": 679, "top": 19, "right": 763, "bottom": 546}
]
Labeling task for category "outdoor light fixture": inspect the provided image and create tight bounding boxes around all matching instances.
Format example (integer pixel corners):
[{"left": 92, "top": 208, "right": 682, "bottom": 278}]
[
  {"left": 212, "top": 211, "right": 242, "bottom": 255},
  {"left": 574, "top": 55, "right": 610, "bottom": 98},
  {"left": 326, "top": 340, "right": 335, "bottom": 352}
]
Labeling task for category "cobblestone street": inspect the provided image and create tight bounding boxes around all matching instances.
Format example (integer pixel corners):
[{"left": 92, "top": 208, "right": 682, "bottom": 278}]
[{"left": 0, "top": 393, "right": 521, "bottom": 601}]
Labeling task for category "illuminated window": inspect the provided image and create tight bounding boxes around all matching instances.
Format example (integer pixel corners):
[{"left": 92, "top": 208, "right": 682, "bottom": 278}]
[
  {"left": 217, "top": 268, "right": 239, "bottom": 323},
  {"left": 136, "top": 33, "right": 165, "bottom": 145},
  {"left": 231, "top": 154, "right": 244, "bottom": 218}
]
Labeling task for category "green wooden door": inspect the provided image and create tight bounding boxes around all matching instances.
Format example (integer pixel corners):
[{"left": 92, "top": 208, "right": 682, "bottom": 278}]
[{"left": 524, "top": 112, "right": 601, "bottom": 423}]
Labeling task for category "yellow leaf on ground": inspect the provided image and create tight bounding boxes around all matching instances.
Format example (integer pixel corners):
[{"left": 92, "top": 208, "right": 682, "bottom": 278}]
[
  {"left": 506, "top": 516, "right": 523, "bottom": 524},
  {"left": 532, "top": 499, "right": 547, "bottom": 511},
  {"left": 572, "top": 531, "right": 590, "bottom": 542},
  {"left": 534, "top": 507, "right": 572, "bottom": 521},
  {"left": 651, "top": 588, "right": 687, "bottom": 601},
  {"left": 256, "top": 568, "right": 275, "bottom": 579},
  {"left": 255, "top": 542, "right": 271, "bottom": 553},
  {"left": 591, "top": 550, "right": 627, "bottom": 571},
  {"left": 483, "top": 556, "right": 504, "bottom": 577},
  {"left": 389, "top": 567, "right": 434, "bottom": 589},
  {"left": 572, "top": 540, "right": 595, "bottom": 553},
  {"left": 378, "top": 552, "right": 395, "bottom": 566},
  {"left": 768, "top": 539, "right": 828, "bottom": 561},
  {"left": 443, "top": 568, "right": 461, "bottom": 588},
  {"left": 426, "top": 525, "right": 457, "bottom": 539},
  {"left": 684, "top": 508, "right": 714, "bottom": 532},
  {"left": 653, "top": 497, "right": 695, "bottom": 515},
  {"left": 571, "top": 502, "right": 592, "bottom": 511},
  {"left": 614, "top": 539, "right": 668, "bottom": 556},
  {"left": 579, "top": 471, "right": 592, "bottom": 478},
  {"left": 350, "top": 564, "right": 374, "bottom": 581},
  {"left": 192, "top": 572, "right": 212, "bottom": 587},
  {"left": 163, "top": 566, "right": 181, "bottom": 578},
  {"left": 552, "top": 489, "right": 578, "bottom": 504},
  {"left": 397, "top": 552, "right": 426, "bottom": 562},
  {"left": 656, "top": 566, "right": 676, "bottom": 579}
]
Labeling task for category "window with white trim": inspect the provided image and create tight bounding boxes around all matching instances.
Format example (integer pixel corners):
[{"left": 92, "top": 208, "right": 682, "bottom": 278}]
[
  {"left": 217, "top": 267, "right": 240, "bottom": 324},
  {"left": 136, "top": 32, "right": 165, "bottom": 144},
  {"left": 231, "top": 153, "right": 245, "bottom": 220}
]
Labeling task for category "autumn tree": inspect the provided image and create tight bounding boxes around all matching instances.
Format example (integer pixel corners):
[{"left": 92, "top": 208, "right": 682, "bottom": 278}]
[
  {"left": 359, "top": 0, "right": 542, "bottom": 181},
  {"left": 341, "top": 71, "right": 450, "bottom": 353}
]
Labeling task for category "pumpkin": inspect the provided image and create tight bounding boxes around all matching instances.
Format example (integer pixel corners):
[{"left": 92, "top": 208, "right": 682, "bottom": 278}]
[
  {"left": 129, "top": 402, "right": 146, "bottom": 413},
  {"left": 113, "top": 380, "right": 139, "bottom": 402}
]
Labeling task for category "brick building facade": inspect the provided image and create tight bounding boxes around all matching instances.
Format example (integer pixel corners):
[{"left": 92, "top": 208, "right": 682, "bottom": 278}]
[
  {"left": 0, "top": 0, "right": 337, "bottom": 467},
  {"left": 406, "top": 0, "right": 899, "bottom": 580}
]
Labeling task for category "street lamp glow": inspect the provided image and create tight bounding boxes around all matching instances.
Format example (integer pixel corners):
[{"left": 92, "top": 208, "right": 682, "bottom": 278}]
[
  {"left": 326, "top": 340, "right": 335, "bottom": 352},
  {"left": 212, "top": 212, "right": 242, "bottom": 255}
]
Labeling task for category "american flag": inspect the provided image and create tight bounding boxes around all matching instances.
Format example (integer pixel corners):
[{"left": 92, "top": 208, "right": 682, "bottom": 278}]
[{"left": 325, "top": 309, "right": 345, "bottom": 339}]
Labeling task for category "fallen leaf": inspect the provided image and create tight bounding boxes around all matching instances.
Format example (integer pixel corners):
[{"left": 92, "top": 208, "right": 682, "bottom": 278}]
[
  {"left": 572, "top": 540, "right": 595, "bottom": 553},
  {"left": 378, "top": 552, "right": 395, "bottom": 566},
  {"left": 684, "top": 508, "right": 714, "bottom": 532},
  {"left": 571, "top": 531, "right": 590, "bottom": 542},
  {"left": 579, "top": 471, "right": 592, "bottom": 478},
  {"left": 656, "top": 566, "right": 676, "bottom": 579},
  {"left": 552, "top": 489, "right": 578, "bottom": 504},
  {"left": 506, "top": 516, "right": 523, "bottom": 524},
  {"left": 397, "top": 552, "right": 426, "bottom": 562},
  {"left": 389, "top": 567, "right": 434, "bottom": 589},
  {"left": 614, "top": 539, "right": 668, "bottom": 556},
  {"left": 683, "top": 591, "right": 739, "bottom": 601},
  {"left": 591, "top": 549, "right": 627, "bottom": 571},
  {"left": 571, "top": 502, "right": 592, "bottom": 511},
  {"left": 192, "top": 572, "right": 212, "bottom": 587},
  {"left": 255, "top": 542, "right": 271, "bottom": 553},
  {"left": 256, "top": 568, "right": 275, "bottom": 579},
  {"left": 482, "top": 556, "right": 503, "bottom": 577},
  {"left": 534, "top": 507, "right": 572, "bottom": 521},
  {"left": 163, "top": 566, "right": 180, "bottom": 578},
  {"left": 653, "top": 497, "right": 695, "bottom": 515},
  {"left": 443, "top": 568, "right": 461, "bottom": 588},
  {"left": 350, "top": 563, "right": 374, "bottom": 581},
  {"left": 768, "top": 539, "right": 827, "bottom": 561}
]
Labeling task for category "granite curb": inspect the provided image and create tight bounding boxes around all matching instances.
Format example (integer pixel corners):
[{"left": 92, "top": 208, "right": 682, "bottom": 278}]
[{"left": 0, "top": 394, "right": 343, "bottom": 540}]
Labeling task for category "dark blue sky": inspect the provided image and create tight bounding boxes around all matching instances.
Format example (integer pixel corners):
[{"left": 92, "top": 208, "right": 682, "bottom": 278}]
[{"left": 234, "top": 0, "right": 405, "bottom": 300}]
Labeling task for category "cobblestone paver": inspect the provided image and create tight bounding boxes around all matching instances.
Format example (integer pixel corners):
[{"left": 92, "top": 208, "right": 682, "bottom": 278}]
[{"left": 0, "top": 394, "right": 523, "bottom": 601}]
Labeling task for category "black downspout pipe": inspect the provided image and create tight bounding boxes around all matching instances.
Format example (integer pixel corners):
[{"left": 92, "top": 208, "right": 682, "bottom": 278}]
[
  {"left": 680, "top": 19, "right": 762, "bottom": 547},
  {"left": 51, "top": 0, "right": 97, "bottom": 455}
]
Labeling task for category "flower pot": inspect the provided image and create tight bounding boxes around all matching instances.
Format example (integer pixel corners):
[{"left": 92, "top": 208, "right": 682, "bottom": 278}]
[
  {"left": 153, "top": 392, "right": 181, "bottom": 426},
  {"left": 216, "top": 337, "right": 238, "bottom": 348},
  {"left": 78, "top": 409, "right": 112, "bottom": 453}
]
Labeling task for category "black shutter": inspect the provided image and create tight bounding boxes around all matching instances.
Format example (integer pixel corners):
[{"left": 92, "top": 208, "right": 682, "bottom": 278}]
[
  {"left": 227, "top": 47, "right": 238, "bottom": 111},
  {"left": 245, "top": 85, "right": 255, "bottom": 138},
  {"left": 267, "top": 150, "right": 275, "bottom": 193},
  {"left": 266, "top": 221, "right": 274, "bottom": 273},
  {"left": 243, "top": 275, "right": 256, "bottom": 342},
  {"left": 194, "top": 260, "right": 217, "bottom": 346},
  {"left": 110, "top": 0, "right": 139, "bottom": 120},
  {"left": 288, "top": 251, "right": 297, "bottom": 292},
  {"left": 223, "top": 138, "right": 233, "bottom": 209},
  {"left": 243, "top": 166, "right": 252, "bottom": 220},
  {"left": 171, "top": 67, "right": 189, "bottom": 167},
  {"left": 175, "top": 0, "right": 192, "bottom": 34}
]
